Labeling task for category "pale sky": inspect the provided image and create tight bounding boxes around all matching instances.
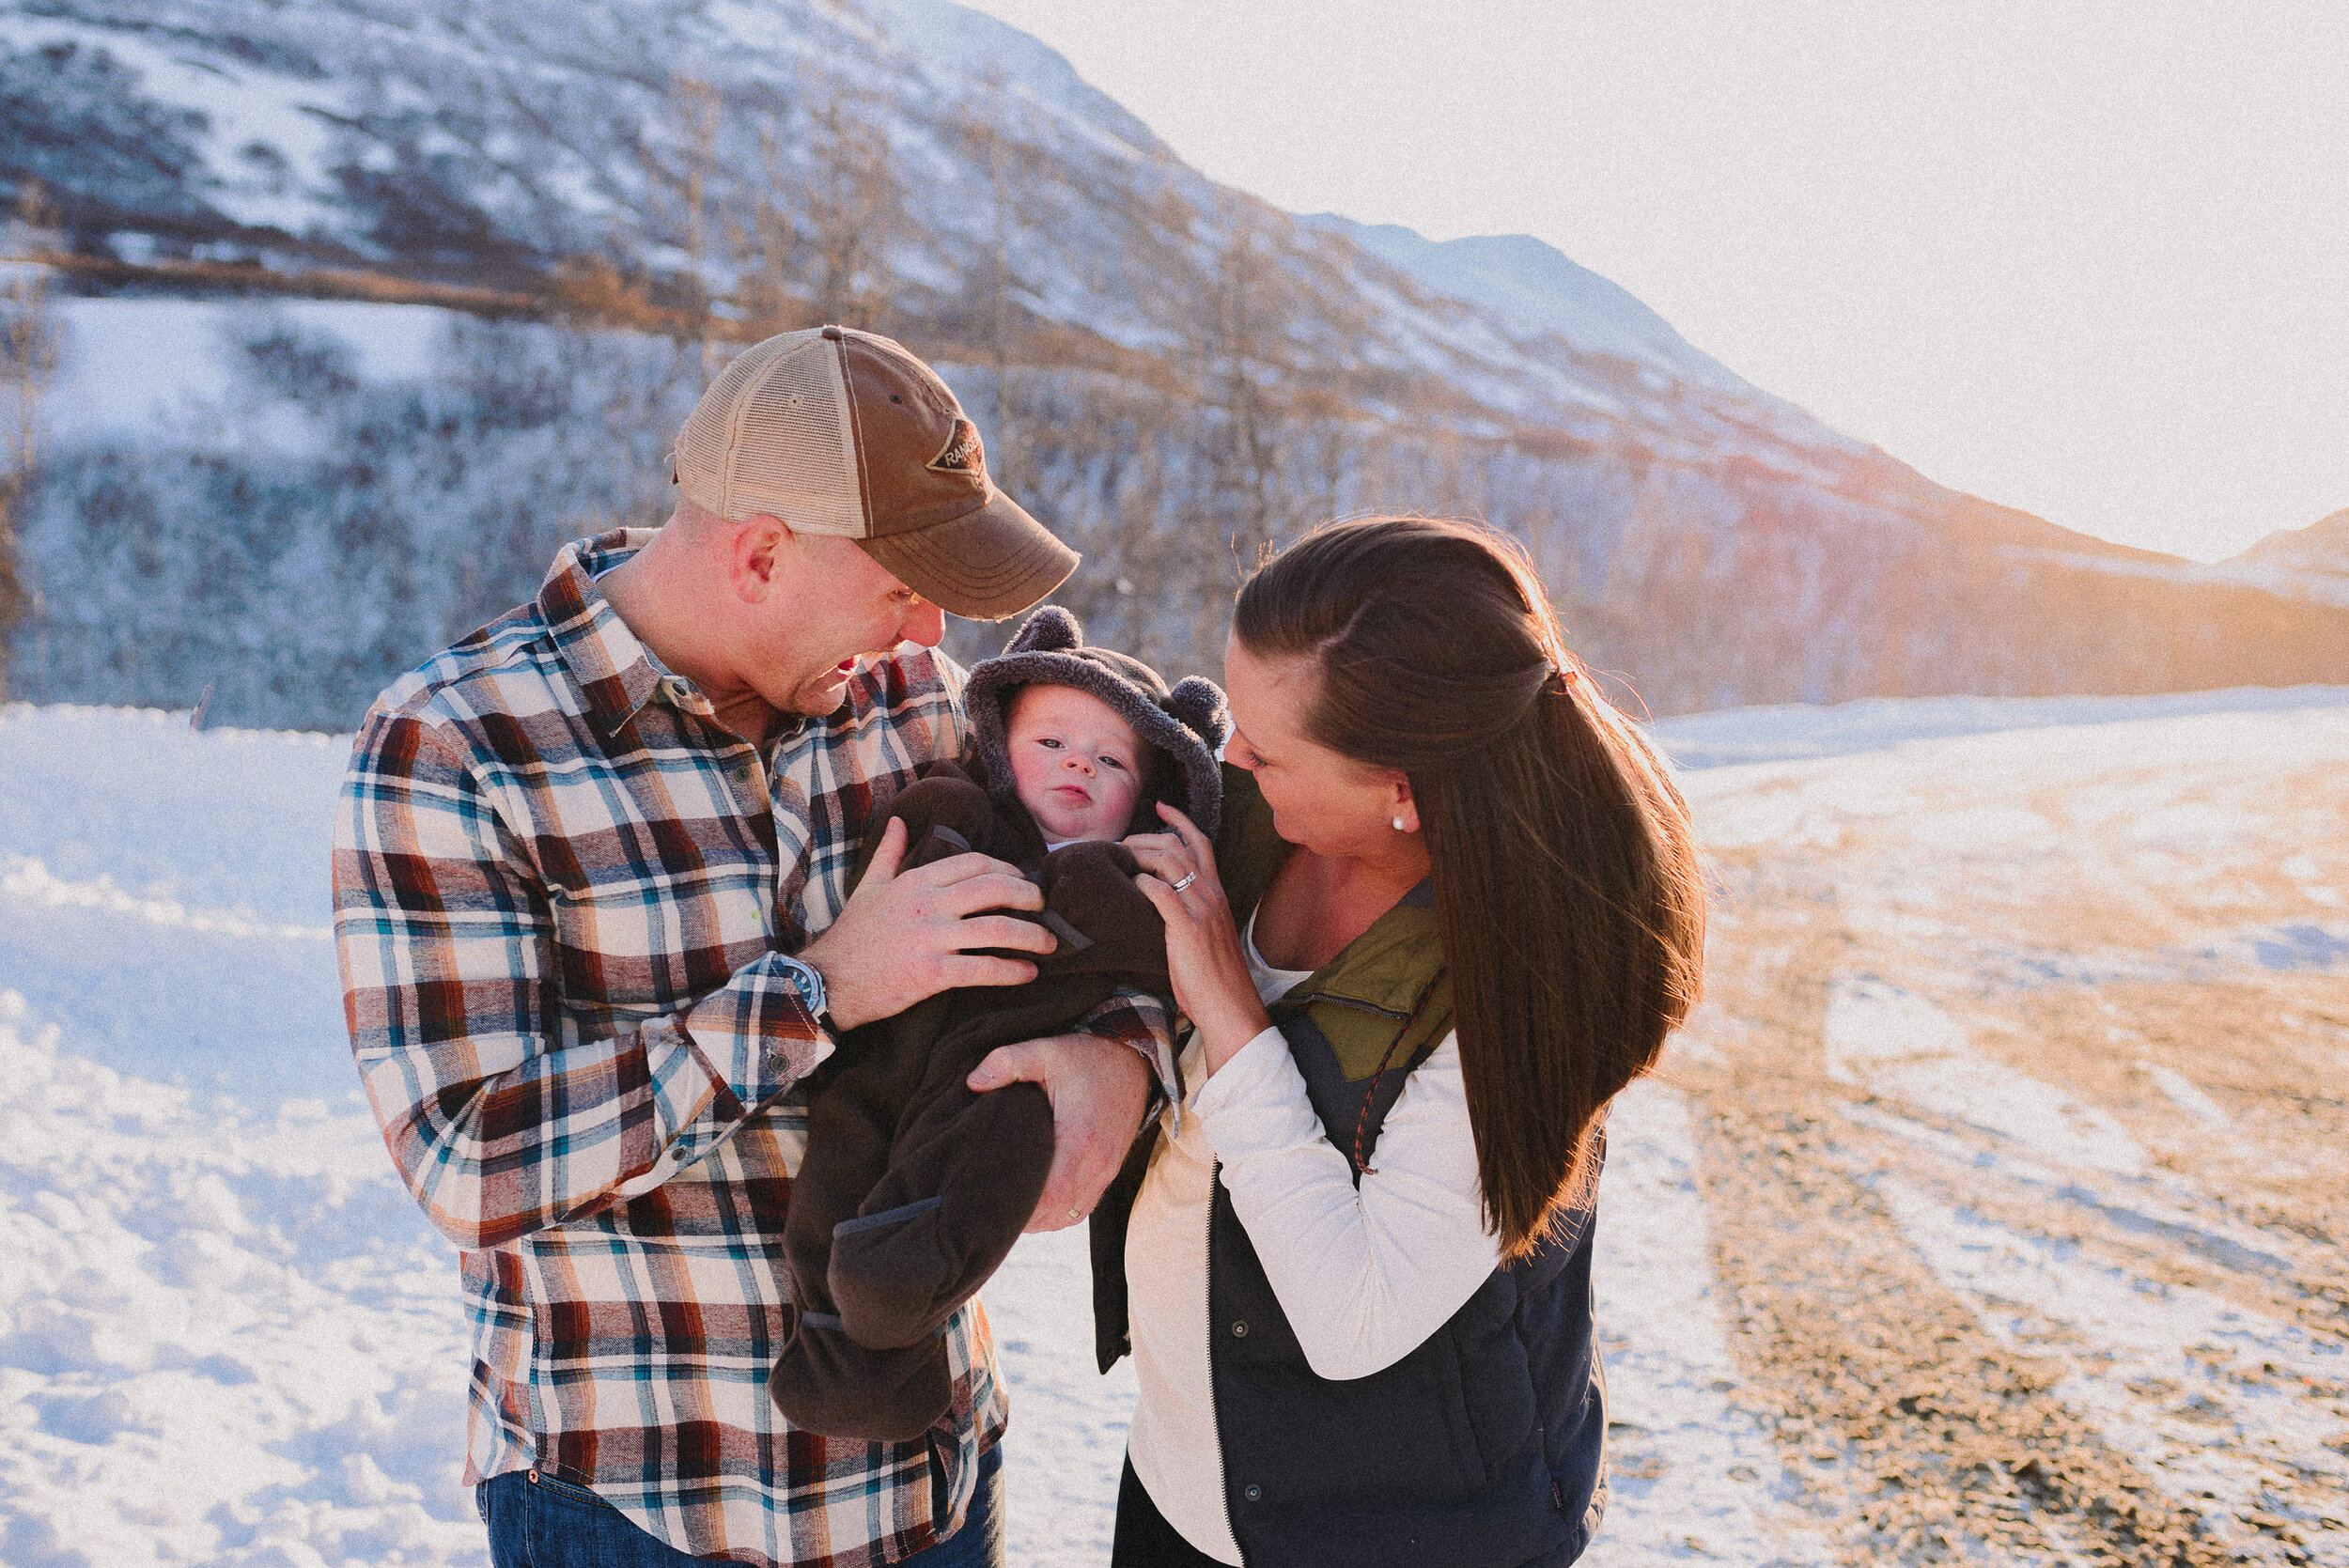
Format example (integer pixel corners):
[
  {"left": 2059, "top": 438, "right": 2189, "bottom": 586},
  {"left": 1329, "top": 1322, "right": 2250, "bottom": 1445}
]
[{"left": 961, "top": 0, "right": 2349, "bottom": 562}]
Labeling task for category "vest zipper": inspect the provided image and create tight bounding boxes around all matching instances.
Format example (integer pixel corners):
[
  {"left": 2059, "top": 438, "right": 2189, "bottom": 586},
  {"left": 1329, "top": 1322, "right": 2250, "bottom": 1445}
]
[{"left": 1206, "top": 1157, "right": 1244, "bottom": 1566}]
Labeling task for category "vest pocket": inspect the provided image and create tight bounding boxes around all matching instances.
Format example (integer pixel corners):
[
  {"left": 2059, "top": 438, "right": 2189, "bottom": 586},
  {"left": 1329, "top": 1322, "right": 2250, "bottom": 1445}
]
[
  {"left": 1454, "top": 1309, "right": 1543, "bottom": 1476},
  {"left": 1223, "top": 1338, "right": 1488, "bottom": 1505},
  {"left": 1434, "top": 1329, "right": 1492, "bottom": 1495}
]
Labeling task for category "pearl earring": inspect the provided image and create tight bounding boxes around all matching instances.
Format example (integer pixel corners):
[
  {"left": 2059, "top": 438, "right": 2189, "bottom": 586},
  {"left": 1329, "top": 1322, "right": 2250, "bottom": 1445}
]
[{"left": 1392, "top": 816, "right": 1408, "bottom": 831}]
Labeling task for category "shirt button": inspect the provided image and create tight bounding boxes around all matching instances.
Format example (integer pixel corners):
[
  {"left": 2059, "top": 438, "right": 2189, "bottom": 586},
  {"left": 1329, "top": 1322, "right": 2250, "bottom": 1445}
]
[
  {"left": 1231, "top": 1320, "right": 1249, "bottom": 1337},
  {"left": 1243, "top": 1483, "right": 1262, "bottom": 1502}
]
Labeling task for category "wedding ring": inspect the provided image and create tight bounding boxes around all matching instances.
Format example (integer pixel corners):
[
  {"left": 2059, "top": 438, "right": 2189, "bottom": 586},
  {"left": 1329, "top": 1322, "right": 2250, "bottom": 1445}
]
[{"left": 1170, "top": 871, "right": 1198, "bottom": 893}]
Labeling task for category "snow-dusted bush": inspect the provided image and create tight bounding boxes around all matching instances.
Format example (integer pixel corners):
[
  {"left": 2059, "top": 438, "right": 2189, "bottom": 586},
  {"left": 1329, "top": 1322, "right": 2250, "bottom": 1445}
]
[{"left": 15, "top": 312, "right": 697, "bottom": 727}]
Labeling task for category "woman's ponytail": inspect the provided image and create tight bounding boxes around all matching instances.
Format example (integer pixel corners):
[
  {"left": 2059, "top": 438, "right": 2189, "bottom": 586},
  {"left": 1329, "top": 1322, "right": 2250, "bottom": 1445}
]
[{"left": 1235, "top": 518, "right": 1705, "bottom": 1258}]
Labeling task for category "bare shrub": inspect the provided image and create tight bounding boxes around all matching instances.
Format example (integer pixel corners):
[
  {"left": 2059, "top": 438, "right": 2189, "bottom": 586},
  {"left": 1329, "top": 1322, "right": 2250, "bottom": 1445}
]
[{"left": 0, "top": 186, "right": 61, "bottom": 698}]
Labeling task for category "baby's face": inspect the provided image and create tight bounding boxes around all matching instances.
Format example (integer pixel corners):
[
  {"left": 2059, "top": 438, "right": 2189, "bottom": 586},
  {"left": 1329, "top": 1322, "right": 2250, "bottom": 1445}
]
[{"left": 1004, "top": 684, "right": 1147, "bottom": 843}]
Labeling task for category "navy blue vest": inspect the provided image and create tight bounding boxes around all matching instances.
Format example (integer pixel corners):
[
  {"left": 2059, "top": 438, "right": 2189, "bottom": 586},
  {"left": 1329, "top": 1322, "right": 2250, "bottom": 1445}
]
[{"left": 1088, "top": 770, "right": 1608, "bottom": 1567}]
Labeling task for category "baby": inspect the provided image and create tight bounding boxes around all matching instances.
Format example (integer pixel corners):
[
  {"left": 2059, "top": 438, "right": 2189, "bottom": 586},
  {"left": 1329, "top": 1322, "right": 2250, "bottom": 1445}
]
[{"left": 770, "top": 605, "right": 1228, "bottom": 1442}]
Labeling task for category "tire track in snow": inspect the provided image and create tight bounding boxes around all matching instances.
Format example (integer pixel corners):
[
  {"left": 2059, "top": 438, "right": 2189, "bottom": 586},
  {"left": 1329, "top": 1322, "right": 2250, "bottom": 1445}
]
[
  {"left": 1671, "top": 704, "right": 2349, "bottom": 1566},
  {"left": 1875, "top": 1177, "right": 2349, "bottom": 1565},
  {"left": 1585, "top": 1078, "right": 1826, "bottom": 1566}
]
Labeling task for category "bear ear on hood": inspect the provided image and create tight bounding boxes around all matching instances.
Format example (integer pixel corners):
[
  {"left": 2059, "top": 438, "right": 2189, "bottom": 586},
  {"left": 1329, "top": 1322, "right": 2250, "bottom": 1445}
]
[
  {"left": 1005, "top": 604, "right": 1082, "bottom": 656},
  {"left": 1163, "top": 676, "right": 1231, "bottom": 751}
]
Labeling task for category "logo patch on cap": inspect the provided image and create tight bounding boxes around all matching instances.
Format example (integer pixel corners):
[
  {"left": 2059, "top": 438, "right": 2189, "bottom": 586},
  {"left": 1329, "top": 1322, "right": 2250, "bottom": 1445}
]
[{"left": 927, "top": 418, "right": 988, "bottom": 481}]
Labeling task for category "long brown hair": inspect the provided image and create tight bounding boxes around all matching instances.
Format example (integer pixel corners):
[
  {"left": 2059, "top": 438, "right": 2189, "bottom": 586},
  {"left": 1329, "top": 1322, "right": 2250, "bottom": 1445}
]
[{"left": 1234, "top": 518, "right": 1705, "bottom": 1260}]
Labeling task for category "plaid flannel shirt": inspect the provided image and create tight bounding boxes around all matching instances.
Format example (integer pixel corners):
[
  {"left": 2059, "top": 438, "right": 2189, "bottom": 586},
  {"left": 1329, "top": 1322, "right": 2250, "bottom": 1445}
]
[{"left": 334, "top": 530, "right": 1169, "bottom": 1567}]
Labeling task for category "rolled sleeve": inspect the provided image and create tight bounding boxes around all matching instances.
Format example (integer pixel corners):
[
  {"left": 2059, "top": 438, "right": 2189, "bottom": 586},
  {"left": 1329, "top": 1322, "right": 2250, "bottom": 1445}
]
[
  {"left": 1073, "top": 987, "right": 1179, "bottom": 1116},
  {"left": 677, "top": 953, "right": 832, "bottom": 1116}
]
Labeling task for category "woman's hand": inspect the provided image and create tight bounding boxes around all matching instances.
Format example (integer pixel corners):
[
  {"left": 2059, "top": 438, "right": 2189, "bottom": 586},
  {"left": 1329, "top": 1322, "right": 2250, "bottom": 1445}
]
[{"left": 1128, "top": 802, "right": 1273, "bottom": 1077}]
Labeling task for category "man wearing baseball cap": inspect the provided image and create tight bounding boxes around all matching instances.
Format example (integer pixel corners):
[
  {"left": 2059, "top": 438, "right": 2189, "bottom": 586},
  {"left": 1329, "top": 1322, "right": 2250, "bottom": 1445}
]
[{"left": 334, "top": 327, "right": 1167, "bottom": 1568}]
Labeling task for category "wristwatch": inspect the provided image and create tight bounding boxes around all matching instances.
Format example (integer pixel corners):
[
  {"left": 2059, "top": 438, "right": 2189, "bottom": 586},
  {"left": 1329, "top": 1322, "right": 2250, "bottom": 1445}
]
[{"left": 774, "top": 954, "right": 829, "bottom": 1025}]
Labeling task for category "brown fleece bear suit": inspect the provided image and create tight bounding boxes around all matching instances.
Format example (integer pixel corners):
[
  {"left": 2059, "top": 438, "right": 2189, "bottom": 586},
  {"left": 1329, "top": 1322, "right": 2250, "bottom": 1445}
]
[{"left": 769, "top": 606, "right": 1229, "bottom": 1442}]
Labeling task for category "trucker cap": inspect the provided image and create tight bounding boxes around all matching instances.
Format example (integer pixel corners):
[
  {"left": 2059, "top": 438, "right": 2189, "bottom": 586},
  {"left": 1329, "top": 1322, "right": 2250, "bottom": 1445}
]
[{"left": 670, "top": 325, "right": 1078, "bottom": 620}]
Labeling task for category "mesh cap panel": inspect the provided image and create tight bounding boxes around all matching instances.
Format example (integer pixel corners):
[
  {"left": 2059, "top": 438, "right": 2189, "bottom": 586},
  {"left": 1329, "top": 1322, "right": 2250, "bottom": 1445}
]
[{"left": 674, "top": 330, "right": 865, "bottom": 535}]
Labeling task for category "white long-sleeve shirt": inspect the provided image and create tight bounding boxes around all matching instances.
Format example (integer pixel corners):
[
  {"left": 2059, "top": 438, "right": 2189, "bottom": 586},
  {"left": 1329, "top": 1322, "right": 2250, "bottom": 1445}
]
[{"left": 1124, "top": 916, "right": 1501, "bottom": 1562}]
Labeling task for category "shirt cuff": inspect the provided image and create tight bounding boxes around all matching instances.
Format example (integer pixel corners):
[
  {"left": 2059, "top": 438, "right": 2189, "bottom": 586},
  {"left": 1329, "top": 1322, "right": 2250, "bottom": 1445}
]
[
  {"left": 1190, "top": 1025, "right": 1294, "bottom": 1127},
  {"left": 1143, "top": 1031, "right": 1182, "bottom": 1134},
  {"left": 1079, "top": 990, "right": 1180, "bottom": 1127},
  {"left": 680, "top": 951, "right": 834, "bottom": 1110}
]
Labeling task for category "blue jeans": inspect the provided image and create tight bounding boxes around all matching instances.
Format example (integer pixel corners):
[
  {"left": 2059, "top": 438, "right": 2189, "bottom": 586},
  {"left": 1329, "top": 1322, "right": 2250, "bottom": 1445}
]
[{"left": 477, "top": 1442, "right": 1004, "bottom": 1568}]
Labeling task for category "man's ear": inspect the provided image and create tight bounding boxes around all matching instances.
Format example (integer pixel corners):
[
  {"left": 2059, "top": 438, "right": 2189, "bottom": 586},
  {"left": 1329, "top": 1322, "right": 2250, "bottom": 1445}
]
[{"left": 728, "top": 514, "right": 791, "bottom": 604}]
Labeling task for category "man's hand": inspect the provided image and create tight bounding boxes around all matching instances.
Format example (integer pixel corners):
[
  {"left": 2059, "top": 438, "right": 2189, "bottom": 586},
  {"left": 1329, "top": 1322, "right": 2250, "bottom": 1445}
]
[
  {"left": 967, "top": 1033, "right": 1152, "bottom": 1232},
  {"left": 799, "top": 817, "right": 1056, "bottom": 1032}
]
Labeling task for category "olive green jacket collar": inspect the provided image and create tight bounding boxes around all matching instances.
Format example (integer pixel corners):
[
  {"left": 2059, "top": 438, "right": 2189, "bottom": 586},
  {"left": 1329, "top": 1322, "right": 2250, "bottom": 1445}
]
[{"left": 1217, "top": 764, "right": 1450, "bottom": 1078}]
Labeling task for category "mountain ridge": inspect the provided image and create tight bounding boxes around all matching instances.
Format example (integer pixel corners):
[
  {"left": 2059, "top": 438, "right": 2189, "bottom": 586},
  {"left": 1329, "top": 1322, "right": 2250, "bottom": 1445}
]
[
  {"left": 1316, "top": 217, "right": 1753, "bottom": 395},
  {"left": 5, "top": 0, "right": 2345, "bottom": 726},
  {"left": 2210, "top": 507, "right": 2349, "bottom": 608}
]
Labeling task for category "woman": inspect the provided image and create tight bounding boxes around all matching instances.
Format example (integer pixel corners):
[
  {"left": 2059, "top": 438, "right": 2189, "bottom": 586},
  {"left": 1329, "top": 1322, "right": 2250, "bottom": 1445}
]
[{"left": 1100, "top": 517, "right": 1706, "bottom": 1568}]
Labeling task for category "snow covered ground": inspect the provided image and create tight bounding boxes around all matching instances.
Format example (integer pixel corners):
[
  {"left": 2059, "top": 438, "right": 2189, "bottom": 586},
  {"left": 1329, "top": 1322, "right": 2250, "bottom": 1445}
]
[
  {"left": 2, "top": 691, "right": 2343, "bottom": 1566},
  {"left": 1648, "top": 684, "right": 2349, "bottom": 769},
  {"left": 1665, "top": 694, "right": 2349, "bottom": 1566}
]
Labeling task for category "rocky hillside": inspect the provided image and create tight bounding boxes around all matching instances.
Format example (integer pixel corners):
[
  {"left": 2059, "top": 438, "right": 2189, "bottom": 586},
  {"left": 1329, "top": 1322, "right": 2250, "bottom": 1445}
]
[{"left": 4, "top": 0, "right": 2344, "bottom": 725}]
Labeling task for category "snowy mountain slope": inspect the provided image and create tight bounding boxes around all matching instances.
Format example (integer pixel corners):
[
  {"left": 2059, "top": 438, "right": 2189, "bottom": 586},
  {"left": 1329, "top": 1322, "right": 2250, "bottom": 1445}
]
[
  {"left": 0, "top": 0, "right": 2165, "bottom": 478},
  {"left": 0, "top": 0, "right": 1629, "bottom": 415},
  {"left": 22, "top": 284, "right": 2349, "bottom": 734},
  {"left": 1959, "top": 505, "right": 2349, "bottom": 618},
  {"left": 4, "top": 695, "right": 2344, "bottom": 1565},
  {"left": 40, "top": 294, "right": 440, "bottom": 444},
  {"left": 9, "top": 0, "right": 2349, "bottom": 724}
]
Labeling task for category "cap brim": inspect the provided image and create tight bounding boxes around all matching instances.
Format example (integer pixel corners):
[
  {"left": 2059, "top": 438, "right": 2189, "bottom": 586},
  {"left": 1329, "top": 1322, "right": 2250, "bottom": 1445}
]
[{"left": 858, "top": 491, "right": 1080, "bottom": 621}]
